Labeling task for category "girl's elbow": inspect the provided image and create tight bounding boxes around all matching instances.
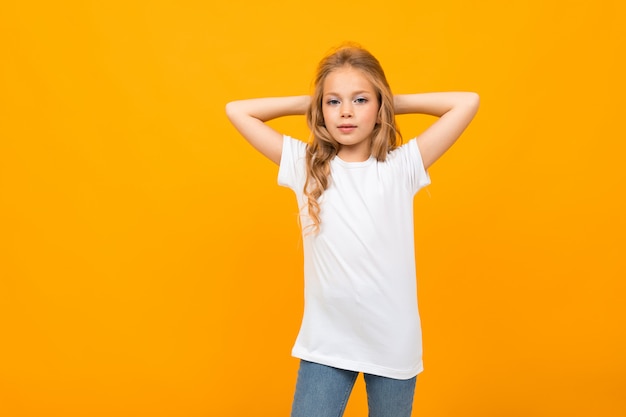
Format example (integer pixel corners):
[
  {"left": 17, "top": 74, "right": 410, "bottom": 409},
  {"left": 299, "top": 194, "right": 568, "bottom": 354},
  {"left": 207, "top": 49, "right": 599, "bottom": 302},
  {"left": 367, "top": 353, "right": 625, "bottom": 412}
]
[
  {"left": 467, "top": 92, "right": 480, "bottom": 110},
  {"left": 225, "top": 101, "right": 237, "bottom": 118},
  {"left": 459, "top": 92, "right": 480, "bottom": 117},
  {"left": 225, "top": 101, "right": 245, "bottom": 122}
]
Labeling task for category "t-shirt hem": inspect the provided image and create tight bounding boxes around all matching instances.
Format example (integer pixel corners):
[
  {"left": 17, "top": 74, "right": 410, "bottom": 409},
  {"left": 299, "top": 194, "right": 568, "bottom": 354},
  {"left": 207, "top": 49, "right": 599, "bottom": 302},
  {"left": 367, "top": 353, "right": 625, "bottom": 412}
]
[{"left": 292, "top": 347, "right": 423, "bottom": 380}]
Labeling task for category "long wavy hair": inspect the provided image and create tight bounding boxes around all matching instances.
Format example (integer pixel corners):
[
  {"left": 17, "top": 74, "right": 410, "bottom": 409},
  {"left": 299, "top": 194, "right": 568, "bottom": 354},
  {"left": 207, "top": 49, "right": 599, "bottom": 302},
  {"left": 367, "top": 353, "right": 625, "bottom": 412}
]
[{"left": 304, "top": 44, "right": 401, "bottom": 234}]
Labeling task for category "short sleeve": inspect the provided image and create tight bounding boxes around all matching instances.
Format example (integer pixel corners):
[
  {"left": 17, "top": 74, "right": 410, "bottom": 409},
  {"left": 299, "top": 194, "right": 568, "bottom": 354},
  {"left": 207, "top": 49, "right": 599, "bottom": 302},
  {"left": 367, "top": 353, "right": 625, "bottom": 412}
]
[
  {"left": 278, "top": 135, "right": 307, "bottom": 192},
  {"left": 408, "top": 138, "right": 431, "bottom": 193},
  {"left": 392, "top": 138, "right": 431, "bottom": 195}
]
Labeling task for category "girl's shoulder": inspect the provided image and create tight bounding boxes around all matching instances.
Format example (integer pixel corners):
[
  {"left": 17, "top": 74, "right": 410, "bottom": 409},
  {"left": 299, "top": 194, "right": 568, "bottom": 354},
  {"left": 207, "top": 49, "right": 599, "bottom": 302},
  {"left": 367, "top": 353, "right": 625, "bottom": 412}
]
[
  {"left": 387, "top": 137, "right": 420, "bottom": 161},
  {"left": 282, "top": 135, "right": 308, "bottom": 160},
  {"left": 384, "top": 138, "right": 431, "bottom": 192}
]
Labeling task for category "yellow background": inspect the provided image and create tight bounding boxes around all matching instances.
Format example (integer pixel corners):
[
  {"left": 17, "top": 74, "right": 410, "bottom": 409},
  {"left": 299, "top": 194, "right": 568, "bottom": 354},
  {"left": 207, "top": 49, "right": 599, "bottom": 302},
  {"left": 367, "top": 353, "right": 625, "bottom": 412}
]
[{"left": 1, "top": 0, "right": 625, "bottom": 416}]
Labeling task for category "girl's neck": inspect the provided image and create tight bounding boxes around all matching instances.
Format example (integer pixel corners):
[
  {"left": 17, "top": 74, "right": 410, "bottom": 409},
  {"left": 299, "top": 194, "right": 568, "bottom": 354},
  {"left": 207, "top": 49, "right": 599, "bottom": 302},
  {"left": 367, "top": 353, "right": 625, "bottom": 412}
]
[{"left": 336, "top": 143, "right": 371, "bottom": 162}]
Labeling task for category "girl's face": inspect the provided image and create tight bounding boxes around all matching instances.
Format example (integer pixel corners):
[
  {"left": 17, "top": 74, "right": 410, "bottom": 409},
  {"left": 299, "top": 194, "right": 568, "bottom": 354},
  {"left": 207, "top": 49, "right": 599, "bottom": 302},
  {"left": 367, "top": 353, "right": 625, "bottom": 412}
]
[{"left": 322, "top": 66, "right": 380, "bottom": 162}]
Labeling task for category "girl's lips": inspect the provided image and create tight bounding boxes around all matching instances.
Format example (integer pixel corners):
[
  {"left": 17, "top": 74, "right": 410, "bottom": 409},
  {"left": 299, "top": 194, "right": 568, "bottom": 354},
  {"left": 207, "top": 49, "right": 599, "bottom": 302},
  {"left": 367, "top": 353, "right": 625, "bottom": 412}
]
[{"left": 338, "top": 125, "right": 356, "bottom": 133}]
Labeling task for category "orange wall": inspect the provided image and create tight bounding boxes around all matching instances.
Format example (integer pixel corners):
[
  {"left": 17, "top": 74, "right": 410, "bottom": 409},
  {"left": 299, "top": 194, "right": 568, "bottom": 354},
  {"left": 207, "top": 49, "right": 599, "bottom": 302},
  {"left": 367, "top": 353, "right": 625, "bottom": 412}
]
[{"left": 1, "top": 1, "right": 625, "bottom": 416}]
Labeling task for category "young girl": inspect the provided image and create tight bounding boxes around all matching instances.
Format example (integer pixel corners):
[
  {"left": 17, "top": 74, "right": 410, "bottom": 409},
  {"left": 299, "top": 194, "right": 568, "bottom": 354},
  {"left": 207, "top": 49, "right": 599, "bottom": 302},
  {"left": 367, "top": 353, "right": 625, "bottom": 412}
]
[{"left": 225, "top": 44, "right": 479, "bottom": 417}]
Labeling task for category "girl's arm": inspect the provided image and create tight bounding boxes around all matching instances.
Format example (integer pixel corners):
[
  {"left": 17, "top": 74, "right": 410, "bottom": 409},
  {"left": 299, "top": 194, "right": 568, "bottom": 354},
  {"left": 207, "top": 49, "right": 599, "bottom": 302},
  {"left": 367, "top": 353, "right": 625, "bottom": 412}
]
[
  {"left": 225, "top": 96, "right": 311, "bottom": 165},
  {"left": 394, "top": 92, "right": 480, "bottom": 170}
]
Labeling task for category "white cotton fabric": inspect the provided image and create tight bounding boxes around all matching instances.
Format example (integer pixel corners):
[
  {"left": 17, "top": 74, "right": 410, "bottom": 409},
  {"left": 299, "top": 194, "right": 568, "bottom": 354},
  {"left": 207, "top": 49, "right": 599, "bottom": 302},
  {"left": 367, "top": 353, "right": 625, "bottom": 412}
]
[{"left": 278, "top": 135, "right": 431, "bottom": 380}]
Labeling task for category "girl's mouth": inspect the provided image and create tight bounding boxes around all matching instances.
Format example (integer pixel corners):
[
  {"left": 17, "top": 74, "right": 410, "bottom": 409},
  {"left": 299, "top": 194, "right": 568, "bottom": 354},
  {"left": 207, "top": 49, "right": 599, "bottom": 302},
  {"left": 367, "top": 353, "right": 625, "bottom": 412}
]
[{"left": 338, "top": 125, "right": 357, "bottom": 133}]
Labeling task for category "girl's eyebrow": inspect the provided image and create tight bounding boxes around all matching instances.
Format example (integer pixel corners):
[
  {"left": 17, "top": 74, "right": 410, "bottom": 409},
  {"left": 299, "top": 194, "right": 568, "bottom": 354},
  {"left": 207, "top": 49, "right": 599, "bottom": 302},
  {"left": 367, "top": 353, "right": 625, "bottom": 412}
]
[{"left": 323, "top": 90, "right": 374, "bottom": 97}]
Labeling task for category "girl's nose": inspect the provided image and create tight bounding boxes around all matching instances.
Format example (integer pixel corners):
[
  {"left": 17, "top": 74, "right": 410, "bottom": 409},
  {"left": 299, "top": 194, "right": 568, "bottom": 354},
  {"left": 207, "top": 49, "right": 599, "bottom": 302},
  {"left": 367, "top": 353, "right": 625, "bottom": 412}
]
[{"left": 340, "top": 104, "right": 353, "bottom": 117}]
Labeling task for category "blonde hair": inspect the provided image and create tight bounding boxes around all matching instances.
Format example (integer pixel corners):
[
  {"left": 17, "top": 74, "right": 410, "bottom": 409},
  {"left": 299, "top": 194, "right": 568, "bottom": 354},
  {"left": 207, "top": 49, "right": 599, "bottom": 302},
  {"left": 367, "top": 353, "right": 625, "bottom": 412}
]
[{"left": 304, "top": 44, "right": 401, "bottom": 233}]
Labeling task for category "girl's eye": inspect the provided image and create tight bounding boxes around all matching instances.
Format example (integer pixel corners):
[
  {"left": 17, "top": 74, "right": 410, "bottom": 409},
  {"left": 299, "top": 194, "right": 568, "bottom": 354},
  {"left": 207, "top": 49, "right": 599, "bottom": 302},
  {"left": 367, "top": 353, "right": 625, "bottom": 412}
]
[
  {"left": 354, "top": 97, "right": 368, "bottom": 104},
  {"left": 327, "top": 99, "right": 340, "bottom": 105}
]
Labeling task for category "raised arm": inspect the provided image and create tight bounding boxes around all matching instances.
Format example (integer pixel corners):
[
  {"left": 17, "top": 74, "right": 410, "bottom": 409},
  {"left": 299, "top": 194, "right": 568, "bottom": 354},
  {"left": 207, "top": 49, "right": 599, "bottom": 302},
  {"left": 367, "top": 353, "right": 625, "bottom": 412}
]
[
  {"left": 394, "top": 92, "right": 480, "bottom": 170},
  {"left": 225, "top": 96, "right": 311, "bottom": 165}
]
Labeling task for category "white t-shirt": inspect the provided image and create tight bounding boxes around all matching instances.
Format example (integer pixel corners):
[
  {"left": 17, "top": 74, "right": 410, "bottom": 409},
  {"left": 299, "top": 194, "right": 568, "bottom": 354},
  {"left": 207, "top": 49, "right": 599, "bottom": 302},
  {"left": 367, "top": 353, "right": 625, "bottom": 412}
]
[{"left": 278, "top": 135, "right": 431, "bottom": 380}]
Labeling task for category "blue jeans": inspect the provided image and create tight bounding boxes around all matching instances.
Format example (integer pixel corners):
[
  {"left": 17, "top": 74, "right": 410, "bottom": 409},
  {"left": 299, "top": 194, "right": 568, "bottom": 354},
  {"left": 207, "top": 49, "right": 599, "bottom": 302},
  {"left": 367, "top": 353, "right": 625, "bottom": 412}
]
[{"left": 290, "top": 360, "right": 417, "bottom": 417}]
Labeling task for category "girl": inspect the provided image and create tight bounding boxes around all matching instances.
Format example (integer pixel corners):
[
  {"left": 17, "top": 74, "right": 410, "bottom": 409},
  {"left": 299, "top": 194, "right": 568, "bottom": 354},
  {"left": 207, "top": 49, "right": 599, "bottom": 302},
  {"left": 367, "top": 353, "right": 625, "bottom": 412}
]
[{"left": 225, "top": 44, "right": 479, "bottom": 417}]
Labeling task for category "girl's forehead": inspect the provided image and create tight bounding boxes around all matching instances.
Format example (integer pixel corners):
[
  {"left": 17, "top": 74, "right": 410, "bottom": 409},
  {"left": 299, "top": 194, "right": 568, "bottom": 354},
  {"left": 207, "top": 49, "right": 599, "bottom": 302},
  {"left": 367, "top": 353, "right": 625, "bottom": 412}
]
[{"left": 323, "top": 67, "right": 376, "bottom": 94}]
